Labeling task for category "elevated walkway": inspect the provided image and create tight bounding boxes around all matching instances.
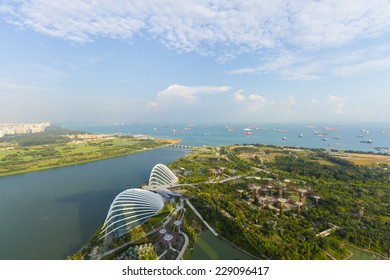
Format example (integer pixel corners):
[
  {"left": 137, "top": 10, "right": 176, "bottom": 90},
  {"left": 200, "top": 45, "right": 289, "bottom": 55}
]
[{"left": 185, "top": 199, "right": 219, "bottom": 237}]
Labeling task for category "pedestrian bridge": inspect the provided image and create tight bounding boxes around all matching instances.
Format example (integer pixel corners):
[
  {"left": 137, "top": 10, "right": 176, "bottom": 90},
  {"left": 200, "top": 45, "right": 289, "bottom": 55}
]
[{"left": 168, "top": 144, "right": 195, "bottom": 149}]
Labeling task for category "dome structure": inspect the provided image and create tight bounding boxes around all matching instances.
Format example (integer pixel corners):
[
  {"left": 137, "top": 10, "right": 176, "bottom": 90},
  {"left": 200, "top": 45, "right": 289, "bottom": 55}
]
[
  {"left": 149, "top": 164, "right": 178, "bottom": 186},
  {"left": 101, "top": 188, "right": 164, "bottom": 238}
]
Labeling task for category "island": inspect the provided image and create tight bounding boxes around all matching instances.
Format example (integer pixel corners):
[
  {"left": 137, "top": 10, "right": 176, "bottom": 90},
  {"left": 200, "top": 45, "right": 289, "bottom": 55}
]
[
  {"left": 70, "top": 144, "right": 389, "bottom": 260},
  {"left": 0, "top": 125, "right": 178, "bottom": 177}
]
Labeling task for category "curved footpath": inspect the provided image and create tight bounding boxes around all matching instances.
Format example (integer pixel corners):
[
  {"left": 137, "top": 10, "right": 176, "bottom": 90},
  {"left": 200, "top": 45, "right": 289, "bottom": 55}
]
[{"left": 176, "top": 230, "right": 189, "bottom": 260}]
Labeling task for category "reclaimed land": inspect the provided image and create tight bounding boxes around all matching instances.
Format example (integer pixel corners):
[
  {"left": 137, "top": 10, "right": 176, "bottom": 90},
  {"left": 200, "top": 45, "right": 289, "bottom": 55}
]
[
  {"left": 166, "top": 145, "right": 389, "bottom": 260},
  {"left": 0, "top": 127, "right": 179, "bottom": 177},
  {"left": 74, "top": 144, "right": 389, "bottom": 260}
]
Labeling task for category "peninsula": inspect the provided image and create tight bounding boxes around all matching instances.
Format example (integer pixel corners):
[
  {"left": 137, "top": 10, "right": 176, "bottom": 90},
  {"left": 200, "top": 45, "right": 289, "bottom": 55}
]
[{"left": 0, "top": 125, "right": 178, "bottom": 177}]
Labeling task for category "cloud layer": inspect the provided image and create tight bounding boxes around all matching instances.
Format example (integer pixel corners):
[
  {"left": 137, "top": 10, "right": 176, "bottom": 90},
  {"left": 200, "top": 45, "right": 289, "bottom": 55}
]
[
  {"left": 2, "top": 1, "right": 389, "bottom": 53},
  {"left": 1, "top": 1, "right": 390, "bottom": 81},
  {"left": 228, "top": 44, "right": 390, "bottom": 80}
]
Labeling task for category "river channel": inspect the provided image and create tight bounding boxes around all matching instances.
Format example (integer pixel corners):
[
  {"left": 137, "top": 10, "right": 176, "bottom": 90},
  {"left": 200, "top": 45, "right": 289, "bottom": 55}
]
[{"left": 0, "top": 147, "right": 187, "bottom": 260}]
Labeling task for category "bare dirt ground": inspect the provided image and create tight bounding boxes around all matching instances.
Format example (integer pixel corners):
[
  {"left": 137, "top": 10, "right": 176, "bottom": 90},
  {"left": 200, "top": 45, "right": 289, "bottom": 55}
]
[{"left": 337, "top": 153, "right": 390, "bottom": 166}]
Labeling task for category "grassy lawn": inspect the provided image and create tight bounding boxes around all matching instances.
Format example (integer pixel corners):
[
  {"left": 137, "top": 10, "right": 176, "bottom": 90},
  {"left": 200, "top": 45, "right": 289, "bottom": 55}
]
[{"left": 0, "top": 136, "right": 176, "bottom": 176}]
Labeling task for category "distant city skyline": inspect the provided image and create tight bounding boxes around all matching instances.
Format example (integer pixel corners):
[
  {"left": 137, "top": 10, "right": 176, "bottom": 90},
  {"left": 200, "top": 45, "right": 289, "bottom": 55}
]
[
  {"left": 0, "top": 122, "right": 50, "bottom": 137},
  {"left": 0, "top": 1, "right": 390, "bottom": 123}
]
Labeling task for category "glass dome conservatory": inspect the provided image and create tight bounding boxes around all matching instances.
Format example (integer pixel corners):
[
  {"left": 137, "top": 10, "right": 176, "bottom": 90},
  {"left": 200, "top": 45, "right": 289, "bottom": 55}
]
[
  {"left": 149, "top": 163, "right": 178, "bottom": 186},
  {"left": 101, "top": 188, "right": 164, "bottom": 238}
]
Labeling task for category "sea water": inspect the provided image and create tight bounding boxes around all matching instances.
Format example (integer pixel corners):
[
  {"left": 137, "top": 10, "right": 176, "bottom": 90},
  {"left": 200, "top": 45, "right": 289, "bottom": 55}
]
[{"left": 65, "top": 122, "right": 390, "bottom": 153}]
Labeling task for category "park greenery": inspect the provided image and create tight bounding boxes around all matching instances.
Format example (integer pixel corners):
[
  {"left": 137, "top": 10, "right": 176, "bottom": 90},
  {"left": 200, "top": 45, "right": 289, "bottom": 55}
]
[
  {"left": 168, "top": 144, "right": 389, "bottom": 260},
  {"left": 114, "top": 243, "right": 158, "bottom": 260},
  {"left": 68, "top": 199, "right": 201, "bottom": 260},
  {"left": 0, "top": 126, "right": 176, "bottom": 176},
  {"left": 70, "top": 144, "right": 389, "bottom": 260}
]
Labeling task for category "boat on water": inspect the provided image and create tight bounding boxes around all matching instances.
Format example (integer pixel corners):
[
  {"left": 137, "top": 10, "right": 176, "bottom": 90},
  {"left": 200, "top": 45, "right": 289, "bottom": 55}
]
[
  {"left": 314, "top": 130, "right": 327, "bottom": 136},
  {"left": 282, "top": 137, "right": 287, "bottom": 140},
  {"left": 375, "top": 147, "right": 389, "bottom": 152},
  {"left": 243, "top": 128, "right": 252, "bottom": 131},
  {"left": 298, "top": 133, "right": 303, "bottom": 138},
  {"left": 322, "top": 138, "right": 328, "bottom": 141},
  {"left": 245, "top": 131, "right": 253, "bottom": 135},
  {"left": 360, "top": 139, "right": 372, "bottom": 144}
]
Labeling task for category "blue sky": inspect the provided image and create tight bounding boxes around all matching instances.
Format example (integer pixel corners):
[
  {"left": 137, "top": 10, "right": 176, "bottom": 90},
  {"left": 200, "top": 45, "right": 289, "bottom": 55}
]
[{"left": 0, "top": 0, "right": 390, "bottom": 123}]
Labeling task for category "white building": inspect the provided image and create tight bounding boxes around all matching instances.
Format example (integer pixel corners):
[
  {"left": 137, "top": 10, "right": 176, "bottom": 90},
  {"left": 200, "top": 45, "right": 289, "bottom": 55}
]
[{"left": 0, "top": 122, "right": 50, "bottom": 136}]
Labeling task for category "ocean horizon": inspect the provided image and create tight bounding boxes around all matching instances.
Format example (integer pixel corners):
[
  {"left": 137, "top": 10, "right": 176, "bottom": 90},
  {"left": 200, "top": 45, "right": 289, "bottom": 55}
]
[{"left": 64, "top": 122, "right": 390, "bottom": 154}]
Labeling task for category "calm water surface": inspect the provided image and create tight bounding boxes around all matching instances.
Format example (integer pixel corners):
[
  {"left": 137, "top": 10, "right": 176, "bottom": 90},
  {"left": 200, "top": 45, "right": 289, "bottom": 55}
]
[
  {"left": 190, "top": 230, "right": 254, "bottom": 260},
  {"left": 65, "top": 122, "right": 390, "bottom": 153},
  {"left": 0, "top": 147, "right": 187, "bottom": 259},
  {"left": 344, "top": 245, "right": 384, "bottom": 260}
]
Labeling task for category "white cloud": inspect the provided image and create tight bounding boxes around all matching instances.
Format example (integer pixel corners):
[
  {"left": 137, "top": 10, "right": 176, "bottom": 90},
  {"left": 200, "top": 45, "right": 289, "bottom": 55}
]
[
  {"left": 228, "top": 52, "right": 295, "bottom": 75},
  {"left": 147, "top": 84, "right": 231, "bottom": 108},
  {"left": 232, "top": 90, "right": 268, "bottom": 111},
  {"left": 229, "top": 43, "right": 390, "bottom": 79},
  {"left": 1, "top": 1, "right": 390, "bottom": 79},
  {"left": 2, "top": 1, "right": 390, "bottom": 54},
  {"left": 310, "top": 98, "right": 319, "bottom": 105},
  {"left": 233, "top": 90, "right": 246, "bottom": 102},
  {"left": 227, "top": 51, "right": 323, "bottom": 80},
  {"left": 289, "top": 1, "right": 390, "bottom": 49},
  {"left": 331, "top": 56, "right": 390, "bottom": 77},
  {"left": 0, "top": 3, "right": 16, "bottom": 14},
  {"left": 328, "top": 95, "right": 347, "bottom": 114},
  {"left": 248, "top": 94, "right": 267, "bottom": 104}
]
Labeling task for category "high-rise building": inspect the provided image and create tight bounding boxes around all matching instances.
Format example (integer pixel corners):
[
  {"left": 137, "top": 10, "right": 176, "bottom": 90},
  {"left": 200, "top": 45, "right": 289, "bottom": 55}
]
[{"left": 0, "top": 122, "right": 50, "bottom": 136}]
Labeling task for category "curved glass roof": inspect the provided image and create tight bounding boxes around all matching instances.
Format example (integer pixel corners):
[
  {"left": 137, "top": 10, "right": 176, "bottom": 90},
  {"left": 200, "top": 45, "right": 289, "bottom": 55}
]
[
  {"left": 149, "top": 163, "right": 178, "bottom": 186},
  {"left": 101, "top": 188, "right": 164, "bottom": 238}
]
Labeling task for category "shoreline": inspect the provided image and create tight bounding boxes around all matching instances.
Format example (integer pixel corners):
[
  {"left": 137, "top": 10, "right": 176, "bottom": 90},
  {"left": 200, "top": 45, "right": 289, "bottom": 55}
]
[
  {"left": 0, "top": 137, "right": 180, "bottom": 178},
  {"left": 2, "top": 138, "right": 386, "bottom": 179}
]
